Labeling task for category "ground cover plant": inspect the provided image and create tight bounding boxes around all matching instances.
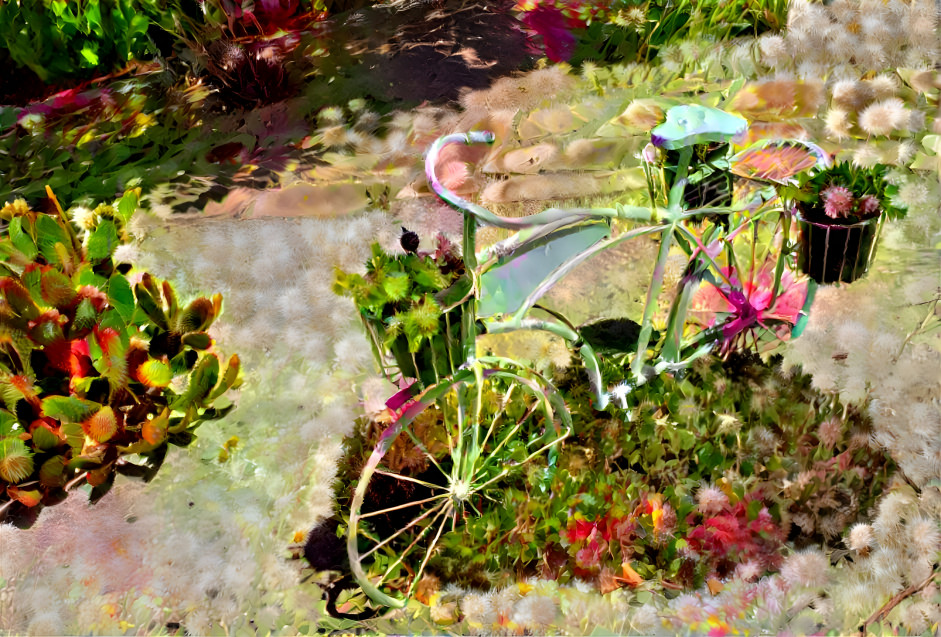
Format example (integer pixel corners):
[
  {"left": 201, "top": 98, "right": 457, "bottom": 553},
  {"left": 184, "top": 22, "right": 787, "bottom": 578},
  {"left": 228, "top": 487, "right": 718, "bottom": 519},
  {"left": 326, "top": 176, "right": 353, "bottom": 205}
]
[{"left": 0, "top": 0, "right": 939, "bottom": 634}]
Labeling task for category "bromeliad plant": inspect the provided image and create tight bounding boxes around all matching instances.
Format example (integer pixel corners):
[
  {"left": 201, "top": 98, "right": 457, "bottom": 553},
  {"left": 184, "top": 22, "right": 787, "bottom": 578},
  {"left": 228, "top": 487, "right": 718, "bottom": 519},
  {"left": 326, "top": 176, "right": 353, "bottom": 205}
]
[{"left": 0, "top": 191, "right": 240, "bottom": 526}]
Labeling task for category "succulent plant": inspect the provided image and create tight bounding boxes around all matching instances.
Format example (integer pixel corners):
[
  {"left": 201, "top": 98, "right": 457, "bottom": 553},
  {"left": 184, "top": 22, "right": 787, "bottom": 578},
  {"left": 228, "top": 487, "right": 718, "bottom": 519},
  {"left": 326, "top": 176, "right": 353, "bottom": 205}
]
[{"left": 0, "top": 191, "right": 240, "bottom": 526}]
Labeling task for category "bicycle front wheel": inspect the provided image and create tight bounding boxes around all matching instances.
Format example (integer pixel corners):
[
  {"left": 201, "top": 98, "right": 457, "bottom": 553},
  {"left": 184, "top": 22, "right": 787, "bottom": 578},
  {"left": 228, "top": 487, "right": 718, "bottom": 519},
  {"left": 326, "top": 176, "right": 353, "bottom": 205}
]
[{"left": 346, "top": 359, "right": 571, "bottom": 609}]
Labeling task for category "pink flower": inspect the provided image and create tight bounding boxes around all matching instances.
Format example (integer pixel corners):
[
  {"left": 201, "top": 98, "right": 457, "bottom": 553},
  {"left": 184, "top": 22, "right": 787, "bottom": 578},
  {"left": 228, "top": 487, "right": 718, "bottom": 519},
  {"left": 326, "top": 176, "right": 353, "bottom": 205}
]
[
  {"left": 856, "top": 194, "right": 880, "bottom": 217},
  {"left": 821, "top": 185, "right": 854, "bottom": 219},
  {"left": 521, "top": 4, "right": 577, "bottom": 62}
]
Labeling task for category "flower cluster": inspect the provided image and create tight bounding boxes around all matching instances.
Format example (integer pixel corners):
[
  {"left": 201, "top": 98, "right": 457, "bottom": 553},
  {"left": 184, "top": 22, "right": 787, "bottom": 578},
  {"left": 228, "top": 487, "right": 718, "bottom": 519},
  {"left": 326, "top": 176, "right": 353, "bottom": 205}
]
[
  {"left": 758, "top": 0, "right": 939, "bottom": 77},
  {"left": 784, "top": 161, "right": 907, "bottom": 224},
  {"left": 820, "top": 184, "right": 880, "bottom": 220},
  {"left": 686, "top": 496, "right": 786, "bottom": 580}
]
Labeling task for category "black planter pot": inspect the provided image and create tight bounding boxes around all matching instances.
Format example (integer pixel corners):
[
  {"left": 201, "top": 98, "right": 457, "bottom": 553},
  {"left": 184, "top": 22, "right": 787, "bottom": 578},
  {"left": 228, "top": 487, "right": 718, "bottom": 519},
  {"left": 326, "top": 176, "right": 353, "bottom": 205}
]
[{"left": 796, "top": 211, "right": 882, "bottom": 284}]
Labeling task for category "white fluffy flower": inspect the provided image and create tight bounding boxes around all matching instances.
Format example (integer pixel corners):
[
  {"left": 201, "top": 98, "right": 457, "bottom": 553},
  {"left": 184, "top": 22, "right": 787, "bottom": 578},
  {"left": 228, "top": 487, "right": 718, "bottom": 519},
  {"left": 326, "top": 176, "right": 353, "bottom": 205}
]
[
  {"left": 907, "top": 517, "right": 941, "bottom": 555},
  {"left": 824, "top": 108, "right": 853, "bottom": 140},
  {"left": 697, "top": 485, "right": 729, "bottom": 516},
  {"left": 780, "top": 549, "right": 829, "bottom": 588},
  {"left": 512, "top": 593, "right": 557, "bottom": 631},
  {"left": 69, "top": 206, "right": 97, "bottom": 230},
  {"left": 759, "top": 34, "right": 790, "bottom": 68},
  {"left": 858, "top": 98, "right": 909, "bottom": 136},
  {"left": 630, "top": 604, "right": 659, "bottom": 631},
  {"left": 846, "top": 523, "right": 874, "bottom": 551},
  {"left": 852, "top": 144, "right": 882, "bottom": 169},
  {"left": 866, "top": 74, "right": 898, "bottom": 99}
]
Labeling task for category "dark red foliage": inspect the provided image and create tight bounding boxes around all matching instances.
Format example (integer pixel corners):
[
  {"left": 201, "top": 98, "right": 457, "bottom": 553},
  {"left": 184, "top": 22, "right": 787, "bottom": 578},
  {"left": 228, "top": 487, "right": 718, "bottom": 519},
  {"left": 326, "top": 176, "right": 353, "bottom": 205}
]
[{"left": 686, "top": 498, "right": 786, "bottom": 575}]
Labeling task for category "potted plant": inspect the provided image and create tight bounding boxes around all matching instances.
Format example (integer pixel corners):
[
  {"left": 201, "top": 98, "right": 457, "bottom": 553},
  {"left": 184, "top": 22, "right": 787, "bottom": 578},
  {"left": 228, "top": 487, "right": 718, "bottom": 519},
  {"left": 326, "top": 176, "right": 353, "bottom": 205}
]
[
  {"left": 332, "top": 231, "right": 472, "bottom": 388},
  {"left": 782, "top": 162, "right": 905, "bottom": 284}
]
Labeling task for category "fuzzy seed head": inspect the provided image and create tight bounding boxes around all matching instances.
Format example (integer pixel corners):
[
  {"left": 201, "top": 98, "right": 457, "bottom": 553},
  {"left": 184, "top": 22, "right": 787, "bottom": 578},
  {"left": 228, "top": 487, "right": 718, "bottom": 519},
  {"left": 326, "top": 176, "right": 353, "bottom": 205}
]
[
  {"left": 852, "top": 144, "right": 881, "bottom": 169},
  {"left": 817, "top": 417, "right": 843, "bottom": 449},
  {"left": 512, "top": 593, "right": 557, "bottom": 630},
  {"left": 780, "top": 548, "right": 829, "bottom": 588},
  {"left": 462, "top": 591, "right": 497, "bottom": 627},
  {"left": 70, "top": 206, "right": 98, "bottom": 230},
  {"left": 866, "top": 74, "right": 898, "bottom": 99},
  {"left": 758, "top": 34, "right": 789, "bottom": 67},
  {"left": 858, "top": 98, "right": 908, "bottom": 136},
  {"left": 824, "top": 108, "right": 853, "bottom": 140},
  {"left": 907, "top": 516, "right": 941, "bottom": 555},
  {"left": 831, "top": 79, "right": 872, "bottom": 110},
  {"left": 320, "top": 125, "right": 349, "bottom": 149},
  {"left": 896, "top": 179, "right": 931, "bottom": 208},
  {"left": 697, "top": 485, "right": 729, "bottom": 516},
  {"left": 619, "top": 100, "right": 665, "bottom": 130}
]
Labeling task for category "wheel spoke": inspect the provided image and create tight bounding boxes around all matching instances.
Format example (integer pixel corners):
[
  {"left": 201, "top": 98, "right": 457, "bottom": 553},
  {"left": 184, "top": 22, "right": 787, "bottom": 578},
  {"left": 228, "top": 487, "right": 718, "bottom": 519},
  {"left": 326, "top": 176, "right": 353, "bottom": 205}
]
[
  {"left": 478, "top": 382, "right": 516, "bottom": 460},
  {"left": 403, "top": 425, "right": 451, "bottom": 481},
  {"left": 373, "top": 469, "right": 447, "bottom": 491},
  {"left": 407, "top": 504, "right": 453, "bottom": 598},
  {"left": 359, "top": 493, "right": 449, "bottom": 519},
  {"left": 359, "top": 500, "right": 448, "bottom": 561},
  {"left": 379, "top": 503, "right": 452, "bottom": 584}
]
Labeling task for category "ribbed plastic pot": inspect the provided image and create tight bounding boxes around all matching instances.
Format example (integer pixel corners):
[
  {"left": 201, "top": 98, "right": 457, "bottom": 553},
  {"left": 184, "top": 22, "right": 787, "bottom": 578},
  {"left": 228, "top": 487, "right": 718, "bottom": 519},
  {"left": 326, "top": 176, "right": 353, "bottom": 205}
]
[
  {"left": 364, "top": 305, "right": 466, "bottom": 388},
  {"left": 796, "top": 210, "right": 882, "bottom": 284}
]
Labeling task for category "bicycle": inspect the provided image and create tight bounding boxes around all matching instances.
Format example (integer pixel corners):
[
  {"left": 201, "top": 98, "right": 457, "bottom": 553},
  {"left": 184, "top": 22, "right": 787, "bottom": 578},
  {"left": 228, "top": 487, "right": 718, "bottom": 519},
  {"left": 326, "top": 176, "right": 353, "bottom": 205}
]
[{"left": 343, "top": 104, "right": 826, "bottom": 610}]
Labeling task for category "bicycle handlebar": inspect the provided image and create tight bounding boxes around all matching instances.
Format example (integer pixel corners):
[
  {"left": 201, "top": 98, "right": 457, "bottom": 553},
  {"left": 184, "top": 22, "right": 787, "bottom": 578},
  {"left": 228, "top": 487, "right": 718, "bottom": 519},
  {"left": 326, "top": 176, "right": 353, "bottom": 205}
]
[{"left": 425, "top": 132, "right": 656, "bottom": 231}]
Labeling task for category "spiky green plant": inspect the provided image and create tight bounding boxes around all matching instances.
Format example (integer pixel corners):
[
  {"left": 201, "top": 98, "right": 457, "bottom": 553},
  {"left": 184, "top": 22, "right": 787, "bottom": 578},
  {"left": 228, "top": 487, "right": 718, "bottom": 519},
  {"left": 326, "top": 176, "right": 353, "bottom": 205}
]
[
  {"left": 0, "top": 190, "right": 241, "bottom": 526},
  {"left": 333, "top": 234, "right": 470, "bottom": 387}
]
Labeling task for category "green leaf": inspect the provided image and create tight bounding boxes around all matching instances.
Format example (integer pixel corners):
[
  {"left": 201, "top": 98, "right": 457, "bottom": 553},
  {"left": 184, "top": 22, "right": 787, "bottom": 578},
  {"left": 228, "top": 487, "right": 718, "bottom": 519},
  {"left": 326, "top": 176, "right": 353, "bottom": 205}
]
[
  {"left": 71, "top": 297, "right": 98, "bottom": 335},
  {"left": 39, "top": 455, "right": 67, "bottom": 487},
  {"left": 86, "top": 218, "right": 119, "bottom": 261},
  {"left": 116, "top": 189, "right": 139, "bottom": 226},
  {"left": 0, "top": 411, "right": 16, "bottom": 437},
  {"left": 0, "top": 106, "right": 16, "bottom": 133},
  {"left": 170, "top": 354, "right": 220, "bottom": 410},
  {"left": 75, "top": 264, "right": 107, "bottom": 289},
  {"left": 381, "top": 271, "right": 410, "bottom": 302},
  {"left": 79, "top": 42, "right": 99, "bottom": 66},
  {"left": 181, "top": 332, "right": 212, "bottom": 350},
  {"left": 35, "top": 214, "right": 72, "bottom": 264},
  {"left": 178, "top": 297, "right": 214, "bottom": 333},
  {"left": 0, "top": 276, "right": 40, "bottom": 321},
  {"left": 134, "top": 282, "right": 168, "bottom": 330},
  {"left": 40, "top": 268, "right": 76, "bottom": 308},
  {"left": 41, "top": 395, "right": 101, "bottom": 423},
  {"left": 31, "top": 424, "right": 61, "bottom": 451},
  {"left": 8, "top": 217, "right": 38, "bottom": 260},
  {"left": 107, "top": 274, "right": 134, "bottom": 323},
  {"left": 92, "top": 327, "right": 128, "bottom": 387}
]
